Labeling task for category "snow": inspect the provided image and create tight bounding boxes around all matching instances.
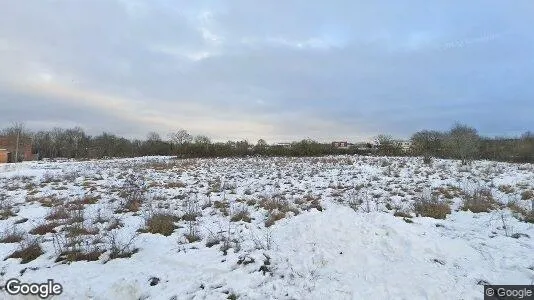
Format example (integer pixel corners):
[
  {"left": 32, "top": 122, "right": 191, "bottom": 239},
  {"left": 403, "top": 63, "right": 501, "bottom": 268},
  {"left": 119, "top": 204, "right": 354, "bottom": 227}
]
[{"left": 1, "top": 156, "right": 533, "bottom": 299}]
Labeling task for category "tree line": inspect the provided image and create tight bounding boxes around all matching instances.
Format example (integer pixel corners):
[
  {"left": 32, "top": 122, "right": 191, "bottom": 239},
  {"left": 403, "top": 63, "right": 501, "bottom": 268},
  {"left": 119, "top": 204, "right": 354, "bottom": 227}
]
[{"left": 1, "top": 123, "right": 533, "bottom": 163}]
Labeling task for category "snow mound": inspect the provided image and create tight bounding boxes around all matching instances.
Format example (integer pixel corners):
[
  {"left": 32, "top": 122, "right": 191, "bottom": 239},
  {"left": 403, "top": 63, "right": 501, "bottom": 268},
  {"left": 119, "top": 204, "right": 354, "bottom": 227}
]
[{"left": 265, "top": 204, "right": 533, "bottom": 299}]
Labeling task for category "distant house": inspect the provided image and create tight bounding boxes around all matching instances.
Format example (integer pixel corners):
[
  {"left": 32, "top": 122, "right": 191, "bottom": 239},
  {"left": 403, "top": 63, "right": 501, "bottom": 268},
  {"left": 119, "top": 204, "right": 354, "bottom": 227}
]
[
  {"left": 275, "top": 142, "right": 292, "bottom": 148},
  {"left": 332, "top": 141, "right": 353, "bottom": 149},
  {"left": 0, "top": 136, "right": 33, "bottom": 163},
  {"left": 0, "top": 149, "right": 10, "bottom": 164},
  {"left": 354, "top": 142, "right": 376, "bottom": 151},
  {"left": 397, "top": 140, "right": 412, "bottom": 152},
  {"left": 373, "top": 138, "right": 411, "bottom": 152}
]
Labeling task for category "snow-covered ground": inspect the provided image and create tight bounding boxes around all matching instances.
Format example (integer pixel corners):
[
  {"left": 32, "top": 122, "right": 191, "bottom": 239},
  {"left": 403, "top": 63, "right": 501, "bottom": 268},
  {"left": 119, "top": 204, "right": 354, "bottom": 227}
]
[{"left": 0, "top": 156, "right": 533, "bottom": 299}]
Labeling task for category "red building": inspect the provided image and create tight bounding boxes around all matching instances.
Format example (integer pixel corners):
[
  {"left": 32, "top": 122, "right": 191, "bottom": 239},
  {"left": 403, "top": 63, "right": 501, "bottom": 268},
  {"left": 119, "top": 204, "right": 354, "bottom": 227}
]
[{"left": 0, "top": 136, "right": 33, "bottom": 163}]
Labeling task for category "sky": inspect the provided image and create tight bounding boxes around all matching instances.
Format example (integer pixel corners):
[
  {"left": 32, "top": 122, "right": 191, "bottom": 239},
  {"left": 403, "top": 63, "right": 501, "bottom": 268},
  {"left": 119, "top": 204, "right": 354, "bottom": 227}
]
[{"left": 1, "top": 0, "right": 533, "bottom": 142}]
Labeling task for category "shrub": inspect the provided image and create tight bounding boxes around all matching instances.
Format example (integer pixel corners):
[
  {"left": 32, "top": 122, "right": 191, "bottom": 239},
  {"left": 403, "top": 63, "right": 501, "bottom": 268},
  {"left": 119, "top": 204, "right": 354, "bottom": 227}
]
[
  {"left": 393, "top": 211, "right": 412, "bottom": 218},
  {"left": 56, "top": 249, "right": 103, "bottom": 263},
  {"left": 413, "top": 196, "right": 451, "bottom": 219},
  {"left": 46, "top": 206, "right": 70, "bottom": 220},
  {"left": 6, "top": 239, "right": 44, "bottom": 264},
  {"left": 498, "top": 185, "right": 515, "bottom": 194},
  {"left": 524, "top": 211, "right": 534, "bottom": 223},
  {"left": 0, "top": 197, "right": 16, "bottom": 220},
  {"left": 0, "top": 226, "right": 24, "bottom": 243},
  {"left": 461, "top": 188, "right": 498, "bottom": 213},
  {"left": 30, "top": 222, "right": 59, "bottom": 235},
  {"left": 230, "top": 206, "right": 252, "bottom": 223},
  {"left": 105, "top": 231, "right": 139, "bottom": 261},
  {"left": 265, "top": 211, "right": 286, "bottom": 227},
  {"left": 521, "top": 190, "right": 534, "bottom": 200},
  {"left": 145, "top": 212, "right": 178, "bottom": 236}
]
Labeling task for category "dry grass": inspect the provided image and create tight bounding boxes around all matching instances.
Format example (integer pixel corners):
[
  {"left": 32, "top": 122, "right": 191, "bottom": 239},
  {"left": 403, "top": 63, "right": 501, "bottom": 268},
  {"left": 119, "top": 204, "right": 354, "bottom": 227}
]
[
  {"left": 393, "top": 211, "right": 413, "bottom": 218},
  {"left": 45, "top": 206, "right": 70, "bottom": 221},
  {"left": 521, "top": 190, "right": 534, "bottom": 200},
  {"left": 56, "top": 249, "right": 103, "bottom": 263},
  {"left": 64, "top": 223, "right": 99, "bottom": 237},
  {"left": 461, "top": 188, "right": 499, "bottom": 213},
  {"left": 507, "top": 201, "right": 534, "bottom": 224},
  {"left": 6, "top": 239, "right": 44, "bottom": 264},
  {"left": 0, "top": 227, "right": 24, "bottom": 243},
  {"left": 144, "top": 213, "right": 178, "bottom": 236},
  {"left": 230, "top": 206, "right": 252, "bottom": 223},
  {"left": 33, "top": 196, "right": 63, "bottom": 208},
  {"left": 498, "top": 185, "right": 515, "bottom": 194},
  {"left": 213, "top": 201, "right": 230, "bottom": 216},
  {"left": 265, "top": 211, "right": 286, "bottom": 227},
  {"left": 77, "top": 195, "right": 101, "bottom": 205},
  {"left": 164, "top": 181, "right": 186, "bottom": 189},
  {"left": 30, "top": 222, "right": 59, "bottom": 235},
  {"left": 414, "top": 196, "right": 451, "bottom": 220},
  {"left": 0, "top": 196, "right": 16, "bottom": 220}
]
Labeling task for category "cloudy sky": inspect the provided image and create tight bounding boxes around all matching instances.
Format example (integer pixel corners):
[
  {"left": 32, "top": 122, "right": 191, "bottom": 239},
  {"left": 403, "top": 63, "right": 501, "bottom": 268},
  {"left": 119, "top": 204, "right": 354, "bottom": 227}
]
[{"left": 1, "top": 1, "right": 533, "bottom": 142}]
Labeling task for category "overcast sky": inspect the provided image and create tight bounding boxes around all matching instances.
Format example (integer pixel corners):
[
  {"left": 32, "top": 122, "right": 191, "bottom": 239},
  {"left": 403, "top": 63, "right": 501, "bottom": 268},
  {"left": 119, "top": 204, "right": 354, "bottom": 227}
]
[{"left": 1, "top": 1, "right": 533, "bottom": 142}]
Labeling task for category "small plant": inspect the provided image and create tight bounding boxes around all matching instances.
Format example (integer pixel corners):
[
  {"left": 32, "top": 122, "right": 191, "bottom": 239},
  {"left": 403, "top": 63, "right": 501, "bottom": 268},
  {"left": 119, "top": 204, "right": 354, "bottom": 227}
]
[
  {"left": 0, "top": 196, "right": 16, "bottom": 220},
  {"left": 105, "top": 230, "right": 139, "bottom": 261},
  {"left": 393, "top": 211, "right": 412, "bottom": 218},
  {"left": 182, "top": 197, "right": 202, "bottom": 221},
  {"left": 30, "top": 222, "right": 59, "bottom": 235},
  {"left": 205, "top": 232, "right": 225, "bottom": 248},
  {"left": 498, "top": 185, "right": 515, "bottom": 194},
  {"left": 56, "top": 248, "right": 103, "bottom": 263},
  {"left": 230, "top": 206, "right": 252, "bottom": 223},
  {"left": 461, "top": 187, "right": 498, "bottom": 213},
  {"left": 6, "top": 238, "right": 44, "bottom": 264},
  {"left": 183, "top": 220, "right": 202, "bottom": 243},
  {"left": 46, "top": 205, "right": 70, "bottom": 221},
  {"left": 0, "top": 226, "right": 25, "bottom": 243},
  {"left": 413, "top": 194, "right": 451, "bottom": 220},
  {"left": 265, "top": 211, "right": 286, "bottom": 227},
  {"left": 144, "top": 212, "right": 178, "bottom": 236},
  {"left": 118, "top": 174, "right": 147, "bottom": 213},
  {"left": 521, "top": 190, "right": 534, "bottom": 200}
]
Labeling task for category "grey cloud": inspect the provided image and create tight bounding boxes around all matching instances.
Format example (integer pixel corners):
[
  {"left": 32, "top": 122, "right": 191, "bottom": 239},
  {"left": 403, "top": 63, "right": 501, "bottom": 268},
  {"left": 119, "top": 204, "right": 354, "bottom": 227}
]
[{"left": 0, "top": 0, "right": 533, "bottom": 142}]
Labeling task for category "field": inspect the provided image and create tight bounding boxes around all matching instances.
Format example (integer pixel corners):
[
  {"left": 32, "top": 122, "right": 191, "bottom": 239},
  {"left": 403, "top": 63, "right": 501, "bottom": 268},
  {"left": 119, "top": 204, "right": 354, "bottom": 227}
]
[{"left": 1, "top": 156, "right": 533, "bottom": 299}]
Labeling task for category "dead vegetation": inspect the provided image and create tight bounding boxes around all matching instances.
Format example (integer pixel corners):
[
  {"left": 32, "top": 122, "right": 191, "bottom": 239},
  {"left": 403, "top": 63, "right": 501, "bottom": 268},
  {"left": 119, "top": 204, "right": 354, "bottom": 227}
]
[
  {"left": 143, "top": 212, "right": 178, "bottom": 236},
  {"left": 6, "top": 238, "right": 44, "bottom": 264},
  {"left": 461, "top": 187, "right": 499, "bottom": 213},
  {"left": 413, "top": 194, "right": 451, "bottom": 219},
  {"left": 0, "top": 226, "right": 25, "bottom": 243}
]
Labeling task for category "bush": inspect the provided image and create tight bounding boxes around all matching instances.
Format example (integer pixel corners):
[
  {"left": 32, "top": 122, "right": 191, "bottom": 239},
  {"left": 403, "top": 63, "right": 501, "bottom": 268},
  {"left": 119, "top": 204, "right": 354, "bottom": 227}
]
[
  {"left": 46, "top": 206, "right": 70, "bottom": 220},
  {"left": 0, "top": 227, "right": 24, "bottom": 243},
  {"left": 413, "top": 196, "right": 451, "bottom": 219},
  {"left": 265, "top": 211, "right": 286, "bottom": 227},
  {"left": 30, "top": 222, "right": 59, "bottom": 235},
  {"left": 230, "top": 206, "right": 252, "bottom": 223},
  {"left": 145, "top": 213, "right": 178, "bottom": 236},
  {"left": 393, "top": 211, "right": 412, "bottom": 218},
  {"left": 6, "top": 239, "right": 44, "bottom": 264},
  {"left": 461, "top": 188, "right": 498, "bottom": 213},
  {"left": 56, "top": 249, "right": 103, "bottom": 263},
  {"left": 521, "top": 190, "right": 534, "bottom": 200}
]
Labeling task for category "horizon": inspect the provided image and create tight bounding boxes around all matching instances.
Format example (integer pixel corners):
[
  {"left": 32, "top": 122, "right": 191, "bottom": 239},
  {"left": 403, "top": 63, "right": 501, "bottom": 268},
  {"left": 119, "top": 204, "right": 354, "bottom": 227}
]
[{"left": 1, "top": 1, "right": 533, "bottom": 141}]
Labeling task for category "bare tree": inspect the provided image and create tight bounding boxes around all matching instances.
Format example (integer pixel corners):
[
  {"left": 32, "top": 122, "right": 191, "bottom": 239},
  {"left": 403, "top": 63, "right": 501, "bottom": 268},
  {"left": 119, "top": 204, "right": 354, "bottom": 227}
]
[
  {"left": 146, "top": 132, "right": 162, "bottom": 142},
  {"left": 168, "top": 129, "right": 192, "bottom": 145},
  {"left": 445, "top": 123, "right": 480, "bottom": 165},
  {"left": 194, "top": 135, "right": 211, "bottom": 144},
  {"left": 411, "top": 130, "right": 444, "bottom": 161},
  {"left": 375, "top": 134, "right": 402, "bottom": 156}
]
